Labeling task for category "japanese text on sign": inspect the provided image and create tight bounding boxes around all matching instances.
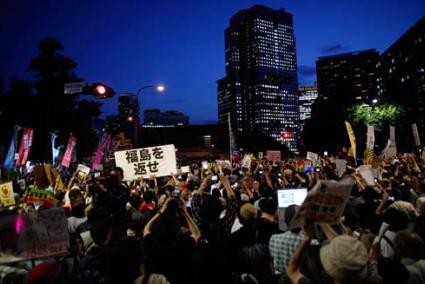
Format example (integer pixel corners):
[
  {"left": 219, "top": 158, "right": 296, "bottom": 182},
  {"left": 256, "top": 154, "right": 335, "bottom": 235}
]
[{"left": 114, "top": 144, "right": 177, "bottom": 181}]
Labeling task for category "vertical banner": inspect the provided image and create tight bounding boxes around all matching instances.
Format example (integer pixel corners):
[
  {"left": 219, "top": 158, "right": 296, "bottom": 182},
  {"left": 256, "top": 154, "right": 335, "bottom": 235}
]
[
  {"left": 3, "top": 125, "right": 20, "bottom": 169},
  {"left": 61, "top": 134, "right": 77, "bottom": 168},
  {"left": 390, "top": 125, "right": 396, "bottom": 146},
  {"left": 228, "top": 113, "right": 239, "bottom": 163},
  {"left": 51, "top": 133, "right": 60, "bottom": 164},
  {"left": 92, "top": 133, "right": 110, "bottom": 171},
  {"left": 345, "top": 121, "right": 357, "bottom": 161},
  {"left": 16, "top": 128, "right": 34, "bottom": 167},
  {"left": 366, "top": 125, "right": 375, "bottom": 150},
  {"left": 383, "top": 126, "right": 397, "bottom": 159},
  {"left": 412, "top": 123, "right": 421, "bottom": 147}
]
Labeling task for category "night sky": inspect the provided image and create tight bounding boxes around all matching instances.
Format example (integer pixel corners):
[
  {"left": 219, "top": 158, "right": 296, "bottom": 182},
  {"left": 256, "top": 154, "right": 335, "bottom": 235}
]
[{"left": 1, "top": 0, "right": 424, "bottom": 124}]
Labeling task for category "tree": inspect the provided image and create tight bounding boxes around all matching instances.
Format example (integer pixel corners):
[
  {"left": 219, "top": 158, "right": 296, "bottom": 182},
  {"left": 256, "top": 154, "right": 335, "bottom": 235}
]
[
  {"left": 2, "top": 38, "right": 102, "bottom": 162},
  {"left": 349, "top": 103, "right": 405, "bottom": 129}
]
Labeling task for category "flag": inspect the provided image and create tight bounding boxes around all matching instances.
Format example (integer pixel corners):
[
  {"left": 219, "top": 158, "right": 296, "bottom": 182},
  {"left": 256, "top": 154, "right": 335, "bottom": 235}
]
[
  {"left": 412, "top": 123, "right": 421, "bottom": 147},
  {"left": 3, "top": 125, "right": 21, "bottom": 169},
  {"left": 61, "top": 134, "right": 77, "bottom": 168},
  {"left": 51, "top": 133, "right": 60, "bottom": 164},
  {"left": 228, "top": 113, "right": 239, "bottom": 162},
  {"left": 92, "top": 132, "right": 111, "bottom": 171},
  {"left": 345, "top": 121, "right": 357, "bottom": 161},
  {"left": 16, "top": 128, "right": 34, "bottom": 167},
  {"left": 366, "top": 125, "right": 375, "bottom": 150}
]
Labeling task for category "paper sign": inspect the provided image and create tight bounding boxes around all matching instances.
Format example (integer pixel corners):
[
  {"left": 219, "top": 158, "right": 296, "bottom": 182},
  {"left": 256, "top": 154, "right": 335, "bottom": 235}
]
[
  {"left": 76, "top": 164, "right": 90, "bottom": 181},
  {"left": 289, "top": 177, "right": 353, "bottom": 229},
  {"left": 114, "top": 144, "right": 177, "bottom": 181},
  {"left": 241, "top": 154, "right": 253, "bottom": 169},
  {"left": 180, "top": 166, "right": 190, "bottom": 173},
  {"left": 358, "top": 165, "right": 375, "bottom": 186},
  {"left": 266, "top": 151, "right": 281, "bottom": 161},
  {"left": 0, "top": 182, "right": 15, "bottom": 207},
  {"left": 366, "top": 125, "right": 375, "bottom": 150},
  {"left": 258, "top": 152, "right": 263, "bottom": 159},
  {"left": 0, "top": 208, "right": 69, "bottom": 264},
  {"left": 412, "top": 124, "right": 421, "bottom": 147},
  {"left": 306, "top": 151, "right": 319, "bottom": 162},
  {"left": 23, "top": 187, "right": 56, "bottom": 208},
  {"left": 335, "top": 159, "right": 347, "bottom": 176}
]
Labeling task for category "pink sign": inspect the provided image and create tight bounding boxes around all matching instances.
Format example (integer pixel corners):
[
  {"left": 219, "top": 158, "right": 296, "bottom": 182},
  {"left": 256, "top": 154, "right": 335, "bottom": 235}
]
[{"left": 61, "top": 135, "right": 77, "bottom": 168}]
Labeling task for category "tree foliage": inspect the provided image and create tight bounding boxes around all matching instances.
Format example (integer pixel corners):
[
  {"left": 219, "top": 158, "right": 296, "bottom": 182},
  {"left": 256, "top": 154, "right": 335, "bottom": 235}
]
[
  {"left": 349, "top": 103, "right": 404, "bottom": 129},
  {"left": 1, "top": 38, "right": 102, "bottom": 162}
]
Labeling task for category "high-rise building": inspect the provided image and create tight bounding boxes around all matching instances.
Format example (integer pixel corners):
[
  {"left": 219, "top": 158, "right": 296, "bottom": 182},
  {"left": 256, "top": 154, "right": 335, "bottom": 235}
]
[
  {"left": 118, "top": 94, "right": 140, "bottom": 143},
  {"left": 105, "top": 115, "right": 121, "bottom": 134},
  {"left": 377, "top": 16, "right": 425, "bottom": 136},
  {"left": 298, "top": 86, "right": 318, "bottom": 130},
  {"left": 316, "top": 49, "right": 379, "bottom": 105},
  {"left": 217, "top": 5, "right": 300, "bottom": 154},
  {"left": 143, "top": 109, "right": 189, "bottom": 127}
]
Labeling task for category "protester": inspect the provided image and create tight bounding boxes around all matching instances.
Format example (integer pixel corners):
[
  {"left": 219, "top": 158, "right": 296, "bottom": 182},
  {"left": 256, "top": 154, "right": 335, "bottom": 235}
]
[{"left": 1, "top": 143, "right": 425, "bottom": 284}]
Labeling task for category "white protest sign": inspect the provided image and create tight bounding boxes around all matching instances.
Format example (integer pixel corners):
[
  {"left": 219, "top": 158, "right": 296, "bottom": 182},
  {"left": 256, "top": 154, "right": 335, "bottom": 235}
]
[
  {"left": 180, "top": 166, "right": 190, "bottom": 173},
  {"left": 0, "top": 208, "right": 69, "bottom": 264},
  {"left": 306, "top": 151, "right": 319, "bottom": 162},
  {"left": 358, "top": 165, "right": 375, "bottom": 186},
  {"left": 258, "top": 152, "right": 263, "bottom": 159},
  {"left": 412, "top": 123, "right": 421, "bottom": 147},
  {"left": 114, "top": 144, "right": 177, "bottom": 181},
  {"left": 289, "top": 177, "right": 353, "bottom": 229},
  {"left": 76, "top": 164, "right": 90, "bottom": 181},
  {"left": 241, "top": 154, "right": 253, "bottom": 169},
  {"left": 366, "top": 125, "right": 375, "bottom": 150},
  {"left": 0, "top": 182, "right": 15, "bottom": 207},
  {"left": 335, "top": 159, "right": 347, "bottom": 176}
]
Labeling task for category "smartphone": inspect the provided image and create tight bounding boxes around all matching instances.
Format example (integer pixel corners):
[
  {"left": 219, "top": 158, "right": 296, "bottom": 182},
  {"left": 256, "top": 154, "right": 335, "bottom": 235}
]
[
  {"left": 212, "top": 175, "right": 218, "bottom": 181},
  {"left": 259, "top": 171, "right": 263, "bottom": 174},
  {"left": 94, "top": 172, "right": 101, "bottom": 178},
  {"left": 316, "top": 168, "right": 321, "bottom": 172}
]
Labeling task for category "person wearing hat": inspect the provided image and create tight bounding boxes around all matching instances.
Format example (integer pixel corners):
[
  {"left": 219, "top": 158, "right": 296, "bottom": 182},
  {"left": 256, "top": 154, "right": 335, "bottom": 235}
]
[{"left": 287, "top": 224, "right": 378, "bottom": 284}]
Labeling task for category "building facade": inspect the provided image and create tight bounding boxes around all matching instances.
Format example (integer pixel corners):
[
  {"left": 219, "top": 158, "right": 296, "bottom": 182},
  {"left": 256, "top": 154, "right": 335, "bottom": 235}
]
[
  {"left": 217, "top": 5, "right": 300, "bottom": 154},
  {"left": 298, "top": 86, "right": 318, "bottom": 130},
  {"left": 143, "top": 109, "right": 189, "bottom": 127},
  {"left": 316, "top": 49, "right": 379, "bottom": 105},
  {"left": 377, "top": 16, "right": 425, "bottom": 138},
  {"left": 117, "top": 94, "right": 140, "bottom": 143}
]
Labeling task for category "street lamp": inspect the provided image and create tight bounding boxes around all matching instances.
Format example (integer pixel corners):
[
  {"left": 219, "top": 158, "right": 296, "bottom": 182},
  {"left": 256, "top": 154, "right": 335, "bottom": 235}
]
[{"left": 133, "top": 84, "right": 165, "bottom": 147}]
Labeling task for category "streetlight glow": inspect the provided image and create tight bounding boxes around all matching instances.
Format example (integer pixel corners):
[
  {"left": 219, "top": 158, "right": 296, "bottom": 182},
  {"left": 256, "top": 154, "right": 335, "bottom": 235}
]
[
  {"left": 157, "top": 85, "right": 165, "bottom": 92},
  {"left": 372, "top": 98, "right": 378, "bottom": 105}
]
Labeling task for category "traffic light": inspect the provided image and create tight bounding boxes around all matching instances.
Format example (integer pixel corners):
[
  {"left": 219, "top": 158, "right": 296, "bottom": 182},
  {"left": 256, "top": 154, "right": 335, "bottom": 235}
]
[{"left": 90, "top": 82, "right": 115, "bottom": 99}]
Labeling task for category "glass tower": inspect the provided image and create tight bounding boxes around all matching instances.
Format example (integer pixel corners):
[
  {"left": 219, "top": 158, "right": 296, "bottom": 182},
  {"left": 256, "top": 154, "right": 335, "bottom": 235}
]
[{"left": 217, "top": 5, "right": 300, "bottom": 153}]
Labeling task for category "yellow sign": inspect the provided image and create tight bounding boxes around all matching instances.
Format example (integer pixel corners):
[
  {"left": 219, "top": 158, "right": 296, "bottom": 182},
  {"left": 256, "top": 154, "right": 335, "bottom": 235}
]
[
  {"left": 0, "top": 182, "right": 15, "bottom": 207},
  {"left": 345, "top": 121, "right": 357, "bottom": 160}
]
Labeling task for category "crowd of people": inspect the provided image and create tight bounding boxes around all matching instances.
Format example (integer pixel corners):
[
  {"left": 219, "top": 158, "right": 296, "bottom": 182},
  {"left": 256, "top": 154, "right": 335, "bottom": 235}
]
[{"left": 1, "top": 152, "right": 425, "bottom": 284}]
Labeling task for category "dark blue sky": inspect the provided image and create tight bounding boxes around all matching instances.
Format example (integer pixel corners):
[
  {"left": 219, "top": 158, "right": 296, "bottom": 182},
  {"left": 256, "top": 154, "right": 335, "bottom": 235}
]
[{"left": 1, "top": 0, "right": 424, "bottom": 124}]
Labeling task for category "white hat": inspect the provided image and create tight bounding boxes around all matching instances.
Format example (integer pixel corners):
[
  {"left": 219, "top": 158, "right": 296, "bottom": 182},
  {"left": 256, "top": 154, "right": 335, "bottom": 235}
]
[{"left": 319, "top": 235, "right": 368, "bottom": 281}]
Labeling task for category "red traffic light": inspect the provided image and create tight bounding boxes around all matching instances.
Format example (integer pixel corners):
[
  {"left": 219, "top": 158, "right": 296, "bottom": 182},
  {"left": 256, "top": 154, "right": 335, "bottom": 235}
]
[{"left": 91, "top": 83, "right": 115, "bottom": 99}]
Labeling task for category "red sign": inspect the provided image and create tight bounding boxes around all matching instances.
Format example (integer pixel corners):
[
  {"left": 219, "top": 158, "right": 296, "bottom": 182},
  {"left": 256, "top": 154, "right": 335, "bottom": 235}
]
[{"left": 16, "top": 128, "right": 33, "bottom": 166}]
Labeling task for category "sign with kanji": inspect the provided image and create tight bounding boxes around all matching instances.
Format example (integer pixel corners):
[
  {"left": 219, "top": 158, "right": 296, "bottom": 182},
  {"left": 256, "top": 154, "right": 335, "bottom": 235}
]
[
  {"left": 0, "top": 182, "right": 15, "bottom": 207},
  {"left": 114, "top": 144, "right": 177, "bottom": 181},
  {"left": 0, "top": 208, "right": 69, "bottom": 264},
  {"left": 289, "top": 177, "right": 353, "bottom": 229},
  {"left": 306, "top": 151, "right": 319, "bottom": 162}
]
